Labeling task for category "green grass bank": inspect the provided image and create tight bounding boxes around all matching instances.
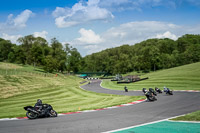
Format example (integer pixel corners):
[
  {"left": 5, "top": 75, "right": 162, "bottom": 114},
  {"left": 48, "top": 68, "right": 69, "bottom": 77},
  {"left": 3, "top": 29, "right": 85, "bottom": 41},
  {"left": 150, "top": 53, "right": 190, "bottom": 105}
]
[
  {"left": 101, "top": 62, "right": 200, "bottom": 91},
  {"left": 0, "top": 62, "right": 144, "bottom": 118}
]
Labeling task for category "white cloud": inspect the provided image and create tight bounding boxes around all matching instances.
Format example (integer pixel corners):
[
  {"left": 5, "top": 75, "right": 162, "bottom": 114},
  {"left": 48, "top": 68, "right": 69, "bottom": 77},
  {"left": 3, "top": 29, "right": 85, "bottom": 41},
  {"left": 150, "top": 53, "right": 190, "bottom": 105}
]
[
  {"left": 52, "top": 0, "right": 114, "bottom": 28},
  {"left": 75, "top": 28, "right": 103, "bottom": 44},
  {"left": 0, "top": 9, "right": 34, "bottom": 32},
  {"left": 52, "top": 0, "right": 200, "bottom": 29},
  {"left": 52, "top": 7, "right": 70, "bottom": 18},
  {"left": 55, "top": 17, "right": 80, "bottom": 28},
  {"left": 1, "top": 31, "right": 48, "bottom": 44},
  {"left": 155, "top": 31, "right": 178, "bottom": 40},
  {"left": 83, "top": 44, "right": 104, "bottom": 55},
  {"left": 73, "top": 21, "right": 200, "bottom": 56},
  {"left": 13, "top": 10, "right": 34, "bottom": 28},
  {"left": 101, "top": 21, "right": 181, "bottom": 47},
  {"left": 33, "top": 31, "right": 48, "bottom": 39},
  {"left": 1, "top": 33, "right": 22, "bottom": 44}
]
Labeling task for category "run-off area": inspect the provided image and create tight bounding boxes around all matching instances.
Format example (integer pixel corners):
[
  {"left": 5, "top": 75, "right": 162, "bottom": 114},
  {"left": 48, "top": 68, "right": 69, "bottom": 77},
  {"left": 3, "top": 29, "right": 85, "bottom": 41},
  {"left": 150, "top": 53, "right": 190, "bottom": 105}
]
[{"left": 106, "top": 120, "right": 200, "bottom": 133}]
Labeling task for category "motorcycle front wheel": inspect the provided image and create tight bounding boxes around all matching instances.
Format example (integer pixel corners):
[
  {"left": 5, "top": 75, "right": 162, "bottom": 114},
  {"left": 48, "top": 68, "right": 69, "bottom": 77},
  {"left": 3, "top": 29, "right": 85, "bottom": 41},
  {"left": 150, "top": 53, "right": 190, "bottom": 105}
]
[
  {"left": 26, "top": 112, "right": 38, "bottom": 119},
  {"left": 49, "top": 110, "right": 57, "bottom": 117}
]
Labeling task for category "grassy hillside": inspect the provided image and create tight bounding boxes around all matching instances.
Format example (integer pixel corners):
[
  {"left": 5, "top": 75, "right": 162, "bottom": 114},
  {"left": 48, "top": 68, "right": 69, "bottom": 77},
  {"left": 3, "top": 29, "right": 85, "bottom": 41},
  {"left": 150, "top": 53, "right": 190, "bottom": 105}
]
[
  {"left": 102, "top": 62, "right": 200, "bottom": 91},
  {"left": 0, "top": 62, "right": 144, "bottom": 118}
]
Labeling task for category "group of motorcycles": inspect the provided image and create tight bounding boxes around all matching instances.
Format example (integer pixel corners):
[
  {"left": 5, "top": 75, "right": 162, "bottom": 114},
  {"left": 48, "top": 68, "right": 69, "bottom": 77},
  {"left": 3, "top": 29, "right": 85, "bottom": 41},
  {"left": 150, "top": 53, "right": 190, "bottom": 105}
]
[
  {"left": 142, "top": 87, "right": 173, "bottom": 101},
  {"left": 24, "top": 87, "right": 172, "bottom": 119}
]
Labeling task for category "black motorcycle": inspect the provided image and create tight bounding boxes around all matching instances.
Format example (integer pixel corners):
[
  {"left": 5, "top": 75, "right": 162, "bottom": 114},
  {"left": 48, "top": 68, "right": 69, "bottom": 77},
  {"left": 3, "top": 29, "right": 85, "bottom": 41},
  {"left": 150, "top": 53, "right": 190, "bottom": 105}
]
[
  {"left": 145, "top": 91, "right": 157, "bottom": 101},
  {"left": 155, "top": 87, "right": 162, "bottom": 93},
  {"left": 142, "top": 88, "right": 157, "bottom": 101},
  {"left": 149, "top": 88, "right": 157, "bottom": 96},
  {"left": 24, "top": 104, "right": 57, "bottom": 119}
]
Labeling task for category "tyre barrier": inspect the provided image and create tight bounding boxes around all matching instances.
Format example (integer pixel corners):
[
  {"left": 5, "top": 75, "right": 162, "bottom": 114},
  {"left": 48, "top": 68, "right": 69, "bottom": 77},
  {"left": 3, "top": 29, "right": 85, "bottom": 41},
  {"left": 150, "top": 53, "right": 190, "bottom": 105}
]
[{"left": 84, "top": 77, "right": 99, "bottom": 80}]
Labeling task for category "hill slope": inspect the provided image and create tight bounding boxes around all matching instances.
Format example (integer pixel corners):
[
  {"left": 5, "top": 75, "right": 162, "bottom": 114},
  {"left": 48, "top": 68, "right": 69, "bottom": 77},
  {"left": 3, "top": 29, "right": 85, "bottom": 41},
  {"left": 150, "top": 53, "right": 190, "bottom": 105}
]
[
  {"left": 102, "top": 62, "right": 200, "bottom": 91},
  {"left": 0, "top": 62, "right": 144, "bottom": 118}
]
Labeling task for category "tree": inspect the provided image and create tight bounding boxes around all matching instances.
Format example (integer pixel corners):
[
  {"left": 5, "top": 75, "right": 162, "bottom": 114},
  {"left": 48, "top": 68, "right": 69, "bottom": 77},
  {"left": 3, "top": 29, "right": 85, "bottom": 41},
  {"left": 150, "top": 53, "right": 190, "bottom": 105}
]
[
  {"left": 149, "top": 46, "right": 160, "bottom": 71},
  {"left": 68, "top": 48, "right": 82, "bottom": 73},
  {"left": 14, "top": 45, "right": 26, "bottom": 64},
  {"left": 8, "top": 52, "right": 15, "bottom": 63},
  {"left": 0, "top": 39, "right": 14, "bottom": 61},
  {"left": 30, "top": 45, "right": 44, "bottom": 67},
  {"left": 17, "top": 35, "right": 35, "bottom": 64},
  {"left": 50, "top": 38, "right": 63, "bottom": 58},
  {"left": 184, "top": 43, "right": 200, "bottom": 63},
  {"left": 43, "top": 55, "right": 57, "bottom": 73}
]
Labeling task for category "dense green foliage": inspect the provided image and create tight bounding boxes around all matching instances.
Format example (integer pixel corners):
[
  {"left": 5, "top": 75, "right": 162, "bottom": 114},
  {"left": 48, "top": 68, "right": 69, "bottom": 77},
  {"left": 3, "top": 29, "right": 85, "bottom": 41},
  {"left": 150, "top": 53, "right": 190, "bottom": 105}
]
[
  {"left": 82, "top": 34, "right": 200, "bottom": 74},
  {"left": 0, "top": 35, "right": 82, "bottom": 73},
  {"left": 1, "top": 34, "right": 200, "bottom": 74}
]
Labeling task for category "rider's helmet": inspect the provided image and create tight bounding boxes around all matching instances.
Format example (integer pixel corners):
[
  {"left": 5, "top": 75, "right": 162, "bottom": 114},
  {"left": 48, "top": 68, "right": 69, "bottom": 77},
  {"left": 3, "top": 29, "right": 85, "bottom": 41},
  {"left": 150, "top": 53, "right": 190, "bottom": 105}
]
[
  {"left": 142, "top": 88, "right": 147, "bottom": 93},
  {"left": 37, "top": 99, "right": 42, "bottom": 104}
]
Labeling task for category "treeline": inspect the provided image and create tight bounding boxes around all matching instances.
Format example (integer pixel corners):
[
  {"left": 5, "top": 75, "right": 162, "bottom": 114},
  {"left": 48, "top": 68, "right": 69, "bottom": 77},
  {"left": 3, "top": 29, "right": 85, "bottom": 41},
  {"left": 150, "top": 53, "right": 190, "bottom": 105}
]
[
  {"left": 82, "top": 34, "right": 200, "bottom": 74},
  {"left": 1, "top": 34, "right": 200, "bottom": 74},
  {"left": 0, "top": 35, "right": 82, "bottom": 73}
]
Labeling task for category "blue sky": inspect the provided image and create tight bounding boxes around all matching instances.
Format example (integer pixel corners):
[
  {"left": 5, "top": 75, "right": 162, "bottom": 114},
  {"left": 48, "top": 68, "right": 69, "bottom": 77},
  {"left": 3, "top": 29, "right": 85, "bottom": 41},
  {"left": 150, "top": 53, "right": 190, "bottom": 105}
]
[{"left": 0, "top": 0, "right": 200, "bottom": 56}]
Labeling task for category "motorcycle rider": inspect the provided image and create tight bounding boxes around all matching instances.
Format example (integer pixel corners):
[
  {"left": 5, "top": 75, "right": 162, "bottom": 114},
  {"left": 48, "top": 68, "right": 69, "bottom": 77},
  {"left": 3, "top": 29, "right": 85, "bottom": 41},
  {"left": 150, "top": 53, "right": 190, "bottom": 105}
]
[
  {"left": 164, "top": 86, "right": 173, "bottom": 95},
  {"left": 35, "top": 99, "right": 51, "bottom": 117},
  {"left": 34, "top": 99, "right": 43, "bottom": 112},
  {"left": 124, "top": 86, "right": 128, "bottom": 92},
  {"left": 149, "top": 88, "right": 157, "bottom": 96},
  {"left": 149, "top": 88, "right": 154, "bottom": 93},
  {"left": 155, "top": 87, "right": 162, "bottom": 93},
  {"left": 164, "top": 86, "right": 169, "bottom": 93},
  {"left": 142, "top": 88, "right": 147, "bottom": 93},
  {"left": 155, "top": 87, "right": 158, "bottom": 91}
]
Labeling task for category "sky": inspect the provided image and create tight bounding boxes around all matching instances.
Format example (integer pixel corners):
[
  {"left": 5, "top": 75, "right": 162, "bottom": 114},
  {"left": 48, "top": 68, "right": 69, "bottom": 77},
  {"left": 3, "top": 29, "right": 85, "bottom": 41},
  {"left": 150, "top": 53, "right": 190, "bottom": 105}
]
[{"left": 0, "top": 0, "right": 200, "bottom": 56}]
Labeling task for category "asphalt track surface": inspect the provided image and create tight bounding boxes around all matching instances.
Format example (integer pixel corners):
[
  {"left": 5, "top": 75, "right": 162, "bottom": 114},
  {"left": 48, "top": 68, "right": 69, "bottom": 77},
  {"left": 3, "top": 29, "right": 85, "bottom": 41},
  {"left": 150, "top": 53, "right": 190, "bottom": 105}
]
[{"left": 0, "top": 79, "right": 200, "bottom": 133}]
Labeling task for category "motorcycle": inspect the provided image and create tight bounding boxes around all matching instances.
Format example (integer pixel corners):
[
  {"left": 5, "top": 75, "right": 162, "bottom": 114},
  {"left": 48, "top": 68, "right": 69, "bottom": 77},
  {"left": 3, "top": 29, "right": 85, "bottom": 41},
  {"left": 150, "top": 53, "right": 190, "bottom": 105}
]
[
  {"left": 155, "top": 87, "right": 162, "bottom": 93},
  {"left": 165, "top": 88, "right": 173, "bottom": 95},
  {"left": 149, "top": 88, "right": 157, "bottom": 96},
  {"left": 166, "top": 89, "right": 173, "bottom": 95},
  {"left": 142, "top": 88, "right": 157, "bottom": 101},
  {"left": 24, "top": 104, "right": 57, "bottom": 119},
  {"left": 145, "top": 91, "right": 157, "bottom": 101}
]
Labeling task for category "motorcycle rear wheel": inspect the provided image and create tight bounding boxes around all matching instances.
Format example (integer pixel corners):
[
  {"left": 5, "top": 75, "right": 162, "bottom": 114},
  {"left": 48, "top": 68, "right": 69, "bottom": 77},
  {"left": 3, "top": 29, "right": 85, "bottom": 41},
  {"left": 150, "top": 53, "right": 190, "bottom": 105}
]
[{"left": 26, "top": 112, "right": 38, "bottom": 119}]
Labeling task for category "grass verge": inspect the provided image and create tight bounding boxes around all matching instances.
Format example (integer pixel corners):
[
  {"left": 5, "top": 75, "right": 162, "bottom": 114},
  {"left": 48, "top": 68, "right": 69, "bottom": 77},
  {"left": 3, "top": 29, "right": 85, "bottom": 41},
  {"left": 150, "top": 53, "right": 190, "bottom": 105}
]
[{"left": 171, "top": 111, "right": 200, "bottom": 121}]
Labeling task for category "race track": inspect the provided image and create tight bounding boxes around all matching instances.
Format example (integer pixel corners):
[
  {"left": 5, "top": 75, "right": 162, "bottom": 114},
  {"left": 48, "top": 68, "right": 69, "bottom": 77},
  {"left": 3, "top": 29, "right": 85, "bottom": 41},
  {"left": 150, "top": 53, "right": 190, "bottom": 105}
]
[{"left": 0, "top": 80, "right": 200, "bottom": 133}]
